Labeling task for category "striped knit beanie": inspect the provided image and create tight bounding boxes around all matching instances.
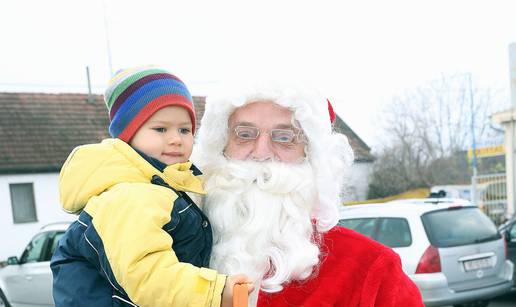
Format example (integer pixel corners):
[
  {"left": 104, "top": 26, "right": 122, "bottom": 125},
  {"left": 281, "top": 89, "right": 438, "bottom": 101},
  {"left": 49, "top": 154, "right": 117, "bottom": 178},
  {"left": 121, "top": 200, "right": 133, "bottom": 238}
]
[{"left": 104, "top": 67, "right": 196, "bottom": 142}]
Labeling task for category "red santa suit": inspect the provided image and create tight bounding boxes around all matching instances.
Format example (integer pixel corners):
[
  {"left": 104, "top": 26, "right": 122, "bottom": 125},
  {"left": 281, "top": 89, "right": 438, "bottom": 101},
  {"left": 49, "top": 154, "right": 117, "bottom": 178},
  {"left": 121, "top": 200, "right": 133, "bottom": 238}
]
[
  {"left": 193, "top": 82, "right": 424, "bottom": 307},
  {"left": 258, "top": 226, "right": 423, "bottom": 307}
]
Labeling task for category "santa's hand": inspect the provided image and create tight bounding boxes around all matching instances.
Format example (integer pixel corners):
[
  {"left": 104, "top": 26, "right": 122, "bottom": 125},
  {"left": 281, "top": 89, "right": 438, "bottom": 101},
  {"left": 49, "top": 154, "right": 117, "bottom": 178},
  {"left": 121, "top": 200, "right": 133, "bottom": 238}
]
[{"left": 221, "top": 274, "right": 254, "bottom": 307}]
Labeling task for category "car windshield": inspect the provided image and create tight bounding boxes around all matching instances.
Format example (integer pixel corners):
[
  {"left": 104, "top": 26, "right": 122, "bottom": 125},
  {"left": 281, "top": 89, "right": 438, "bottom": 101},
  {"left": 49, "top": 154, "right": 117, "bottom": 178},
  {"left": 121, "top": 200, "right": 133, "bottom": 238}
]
[{"left": 421, "top": 207, "right": 501, "bottom": 248}]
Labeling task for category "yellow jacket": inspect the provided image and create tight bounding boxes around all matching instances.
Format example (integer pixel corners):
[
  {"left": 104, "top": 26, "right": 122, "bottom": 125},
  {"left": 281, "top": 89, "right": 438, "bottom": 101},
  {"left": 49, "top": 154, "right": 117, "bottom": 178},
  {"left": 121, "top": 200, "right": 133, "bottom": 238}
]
[{"left": 53, "top": 138, "right": 225, "bottom": 307}]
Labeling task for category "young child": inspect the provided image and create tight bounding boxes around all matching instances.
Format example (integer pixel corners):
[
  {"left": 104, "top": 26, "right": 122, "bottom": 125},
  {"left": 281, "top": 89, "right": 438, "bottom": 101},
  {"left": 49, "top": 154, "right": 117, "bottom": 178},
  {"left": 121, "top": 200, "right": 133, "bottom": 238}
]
[{"left": 51, "top": 67, "right": 250, "bottom": 307}]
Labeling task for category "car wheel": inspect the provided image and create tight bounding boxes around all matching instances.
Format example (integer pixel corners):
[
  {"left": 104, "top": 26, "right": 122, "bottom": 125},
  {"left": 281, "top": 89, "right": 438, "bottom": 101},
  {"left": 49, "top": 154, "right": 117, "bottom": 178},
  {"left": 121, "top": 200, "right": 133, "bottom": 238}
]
[
  {"left": 453, "top": 300, "right": 489, "bottom": 307},
  {"left": 0, "top": 289, "right": 11, "bottom": 307}
]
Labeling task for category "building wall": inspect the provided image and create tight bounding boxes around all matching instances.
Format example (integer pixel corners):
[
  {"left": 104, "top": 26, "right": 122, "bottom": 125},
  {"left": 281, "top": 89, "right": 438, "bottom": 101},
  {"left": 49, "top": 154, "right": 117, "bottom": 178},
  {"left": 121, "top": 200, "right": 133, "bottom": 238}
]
[
  {"left": 341, "top": 162, "right": 374, "bottom": 202},
  {"left": 0, "top": 173, "right": 76, "bottom": 261}
]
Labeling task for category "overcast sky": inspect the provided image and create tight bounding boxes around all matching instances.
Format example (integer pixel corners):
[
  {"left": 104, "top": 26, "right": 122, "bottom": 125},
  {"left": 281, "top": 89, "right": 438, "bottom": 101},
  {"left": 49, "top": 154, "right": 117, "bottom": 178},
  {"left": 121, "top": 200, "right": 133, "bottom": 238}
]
[{"left": 1, "top": 0, "right": 515, "bottom": 149}]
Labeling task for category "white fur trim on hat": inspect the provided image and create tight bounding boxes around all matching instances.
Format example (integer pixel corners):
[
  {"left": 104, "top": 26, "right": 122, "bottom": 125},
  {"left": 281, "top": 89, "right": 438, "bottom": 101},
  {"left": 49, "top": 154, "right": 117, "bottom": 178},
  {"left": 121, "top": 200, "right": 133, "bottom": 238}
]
[{"left": 192, "top": 80, "right": 354, "bottom": 232}]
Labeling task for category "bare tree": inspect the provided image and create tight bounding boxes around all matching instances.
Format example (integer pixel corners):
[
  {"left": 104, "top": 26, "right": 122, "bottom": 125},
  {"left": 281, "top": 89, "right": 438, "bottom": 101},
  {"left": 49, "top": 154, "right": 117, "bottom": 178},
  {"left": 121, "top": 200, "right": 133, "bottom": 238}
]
[{"left": 368, "top": 74, "right": 506, "bottom": 199}]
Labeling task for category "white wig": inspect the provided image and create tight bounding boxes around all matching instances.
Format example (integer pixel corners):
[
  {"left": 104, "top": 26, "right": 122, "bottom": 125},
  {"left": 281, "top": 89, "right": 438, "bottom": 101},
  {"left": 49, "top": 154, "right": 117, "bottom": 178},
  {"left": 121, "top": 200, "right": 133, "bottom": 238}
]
[{"left": 193, "top": 81, "right": 354, "bottom": 232}]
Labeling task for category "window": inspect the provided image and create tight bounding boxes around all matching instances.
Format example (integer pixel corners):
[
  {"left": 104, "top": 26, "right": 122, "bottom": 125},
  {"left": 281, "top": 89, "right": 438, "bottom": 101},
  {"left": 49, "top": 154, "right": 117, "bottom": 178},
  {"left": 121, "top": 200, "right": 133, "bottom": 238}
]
[
  {"left": 20, "top": 233, "right": 48, "bottom": 263},
  {"left": 338, "top": 218, "right": 377, "bottom": 238},
  {"left": 339, "top": 217, "right": 412, "bottom": 248},
  {"left": 422, "top": 207, "right": 500, "bottom": 247},
  {"left": 46, "top": 232, "right": 65, "bottom": 261},
  {"left": 9, "top": 183, "right": 37, "bottom": 223},
  {"left": 375, "top": 218, "right": 412, "bottom": 247},
  {"left": 510, "top": 224, "right": 516, "bottom": 241}
]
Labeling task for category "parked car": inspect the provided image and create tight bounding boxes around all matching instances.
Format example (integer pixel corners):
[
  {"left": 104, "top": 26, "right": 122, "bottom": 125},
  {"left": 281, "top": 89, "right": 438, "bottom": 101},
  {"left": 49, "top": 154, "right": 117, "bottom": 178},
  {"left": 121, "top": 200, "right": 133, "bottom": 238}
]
[
  {"left": 499, "top": 216, "right": 516, "bottom": 289},
  {"left": 338, "top": 198, "right": 514, "bottom": 307},
  {"left": 0, "top": 222, "right": 70, "bottom": 307}
]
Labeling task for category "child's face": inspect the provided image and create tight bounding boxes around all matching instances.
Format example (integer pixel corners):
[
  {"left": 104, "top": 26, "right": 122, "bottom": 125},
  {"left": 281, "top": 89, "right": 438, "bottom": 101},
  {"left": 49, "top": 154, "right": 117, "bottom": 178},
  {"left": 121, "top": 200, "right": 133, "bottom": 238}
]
[{"left": 130, "top": 106, "right": 193, "bottom": 165}]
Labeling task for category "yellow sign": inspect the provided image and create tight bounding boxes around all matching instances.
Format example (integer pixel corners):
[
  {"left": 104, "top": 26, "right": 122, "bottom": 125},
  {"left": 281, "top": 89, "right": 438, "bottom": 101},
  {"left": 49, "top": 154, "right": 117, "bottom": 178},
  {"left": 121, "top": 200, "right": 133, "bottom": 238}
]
[{"left": 468, "top": 144, "right": 505, "bottom": 159}]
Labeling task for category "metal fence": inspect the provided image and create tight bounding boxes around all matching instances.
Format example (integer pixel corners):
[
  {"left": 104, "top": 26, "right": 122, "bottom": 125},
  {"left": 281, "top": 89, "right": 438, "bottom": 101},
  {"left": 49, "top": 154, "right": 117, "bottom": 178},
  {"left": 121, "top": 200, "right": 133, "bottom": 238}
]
[{"left": 474, "top": 173, "right": 507, "bottom": 226}]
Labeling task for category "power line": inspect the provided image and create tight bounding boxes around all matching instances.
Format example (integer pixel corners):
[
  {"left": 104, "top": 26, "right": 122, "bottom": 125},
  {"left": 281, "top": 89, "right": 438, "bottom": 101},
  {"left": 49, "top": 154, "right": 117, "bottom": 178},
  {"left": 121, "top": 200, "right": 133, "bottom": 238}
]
[{"left": 101, "top": 0, "right": 114, "bottom": 77}]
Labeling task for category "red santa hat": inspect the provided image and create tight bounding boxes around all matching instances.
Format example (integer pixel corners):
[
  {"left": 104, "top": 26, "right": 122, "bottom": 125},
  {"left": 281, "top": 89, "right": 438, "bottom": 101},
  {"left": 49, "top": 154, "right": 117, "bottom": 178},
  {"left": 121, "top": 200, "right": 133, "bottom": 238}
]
[{"left": 327, "top": 99, "right": 336, "bottom": 124}]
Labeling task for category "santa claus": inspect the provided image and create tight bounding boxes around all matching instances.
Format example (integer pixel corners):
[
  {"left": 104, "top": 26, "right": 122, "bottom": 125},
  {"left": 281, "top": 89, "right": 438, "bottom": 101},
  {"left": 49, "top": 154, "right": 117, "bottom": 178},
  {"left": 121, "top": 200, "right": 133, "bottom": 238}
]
[{"left": 193, "top": 82, "right": 423, "bottom": 307}]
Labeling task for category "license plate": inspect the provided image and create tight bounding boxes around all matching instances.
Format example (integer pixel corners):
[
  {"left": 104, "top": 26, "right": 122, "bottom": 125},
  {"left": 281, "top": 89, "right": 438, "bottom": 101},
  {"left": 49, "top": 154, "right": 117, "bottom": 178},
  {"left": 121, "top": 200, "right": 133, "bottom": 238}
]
[{"left": 463, "top": 257, "right": 493, "bottom": 271}]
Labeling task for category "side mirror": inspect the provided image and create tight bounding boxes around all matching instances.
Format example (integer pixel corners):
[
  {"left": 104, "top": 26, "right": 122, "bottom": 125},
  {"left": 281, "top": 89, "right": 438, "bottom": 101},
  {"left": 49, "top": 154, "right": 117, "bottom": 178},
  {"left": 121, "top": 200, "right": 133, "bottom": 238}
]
[{"left": 6, "top": 256, "right": 19, "bottom": 265}]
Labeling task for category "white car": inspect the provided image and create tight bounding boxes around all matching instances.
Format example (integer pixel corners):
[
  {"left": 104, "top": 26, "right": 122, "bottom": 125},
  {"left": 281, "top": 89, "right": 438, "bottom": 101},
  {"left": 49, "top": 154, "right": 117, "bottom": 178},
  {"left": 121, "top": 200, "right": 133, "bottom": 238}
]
[
  {"left": 338, "top": 198, "right": 514, "bottom": 307},
  {"left": 0, "top": 222, "right": 70, "bottom": 307}
]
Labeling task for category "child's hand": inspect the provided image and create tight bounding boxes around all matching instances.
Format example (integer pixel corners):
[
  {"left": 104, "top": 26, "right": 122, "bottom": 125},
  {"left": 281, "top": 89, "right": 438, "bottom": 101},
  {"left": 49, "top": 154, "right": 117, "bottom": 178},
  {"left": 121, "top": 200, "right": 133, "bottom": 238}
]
[{"left": 221, "top": 274, "right": 254, "bottom": 307}]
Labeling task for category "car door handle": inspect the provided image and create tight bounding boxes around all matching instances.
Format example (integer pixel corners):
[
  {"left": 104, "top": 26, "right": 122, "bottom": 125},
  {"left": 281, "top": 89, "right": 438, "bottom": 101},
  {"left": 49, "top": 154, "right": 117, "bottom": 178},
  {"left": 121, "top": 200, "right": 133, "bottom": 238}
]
[{"left": 25, "top": 276, "right": 33, "bottom": 281}]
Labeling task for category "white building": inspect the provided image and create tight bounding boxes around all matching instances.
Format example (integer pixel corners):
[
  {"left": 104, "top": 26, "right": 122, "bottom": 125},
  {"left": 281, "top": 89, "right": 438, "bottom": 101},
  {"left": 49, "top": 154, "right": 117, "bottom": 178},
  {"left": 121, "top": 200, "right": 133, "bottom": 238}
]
[
  {"left": 332, "top": 115, "right": 375, "bottom": 202},
  {"left": 0, "top": 92, "right": 111, "bottom": 261},
  {"left": 0, "top": 92, "right": 374, "bottom": 261}
]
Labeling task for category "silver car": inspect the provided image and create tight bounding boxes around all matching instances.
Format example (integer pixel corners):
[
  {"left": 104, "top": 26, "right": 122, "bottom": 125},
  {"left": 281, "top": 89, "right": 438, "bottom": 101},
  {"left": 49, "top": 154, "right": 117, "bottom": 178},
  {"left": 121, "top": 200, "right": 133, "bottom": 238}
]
[
  {"left": 339, "top": 198, "right": 514, "bottom": 307},
  {"left": 0, "top": 222, "right": 70, "bottom": 307}
]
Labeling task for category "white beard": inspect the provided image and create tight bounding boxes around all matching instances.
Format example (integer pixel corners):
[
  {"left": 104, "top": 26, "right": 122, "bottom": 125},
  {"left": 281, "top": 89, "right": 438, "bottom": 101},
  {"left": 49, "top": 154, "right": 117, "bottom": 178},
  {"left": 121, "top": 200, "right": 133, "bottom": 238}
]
[{"left": 202, "top": 160, "right": 321, "bottom": 306}]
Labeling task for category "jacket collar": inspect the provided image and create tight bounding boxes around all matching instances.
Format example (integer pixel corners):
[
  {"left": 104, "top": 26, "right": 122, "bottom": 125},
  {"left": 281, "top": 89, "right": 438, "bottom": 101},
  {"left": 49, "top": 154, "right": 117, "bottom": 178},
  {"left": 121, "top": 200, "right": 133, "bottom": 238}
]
[{"left": 132, "top": 146, "right": 205, "bottom": 195}]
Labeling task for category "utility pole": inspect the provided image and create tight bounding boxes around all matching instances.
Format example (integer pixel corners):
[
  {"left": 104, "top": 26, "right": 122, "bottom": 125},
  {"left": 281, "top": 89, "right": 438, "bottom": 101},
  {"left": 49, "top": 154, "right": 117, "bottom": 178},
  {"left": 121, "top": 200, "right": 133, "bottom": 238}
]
[
  {"left": 102, "top": 0, "right": 114, "bottom": 77},
  {"left": 491, "top": 42, "right": 516, "bottom": 218},
  {"left": 469, "top": 73, "right": 478, "bottom": 205},
  {"left": 86, "top": 66, "right": 94, "bottom": 103}
]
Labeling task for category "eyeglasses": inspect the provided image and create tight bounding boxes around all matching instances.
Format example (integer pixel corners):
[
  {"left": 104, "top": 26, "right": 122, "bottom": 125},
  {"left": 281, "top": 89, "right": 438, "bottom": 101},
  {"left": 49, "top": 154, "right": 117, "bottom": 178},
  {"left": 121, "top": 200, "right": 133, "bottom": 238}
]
[{"left": 232, "top": 125, "right": 305, "bottom": 144}]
